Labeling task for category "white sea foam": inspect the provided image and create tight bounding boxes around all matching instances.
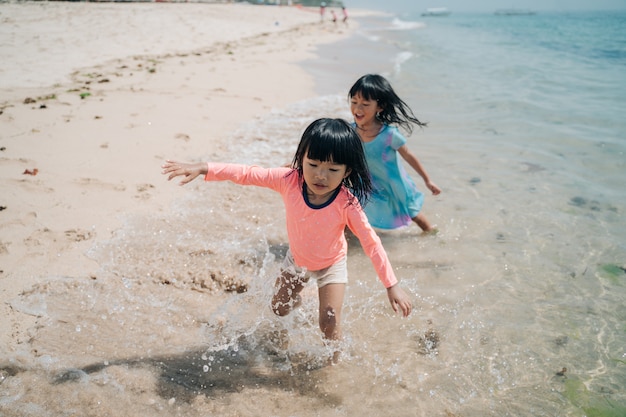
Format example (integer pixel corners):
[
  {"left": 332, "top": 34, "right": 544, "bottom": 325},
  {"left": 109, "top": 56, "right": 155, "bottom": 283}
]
[
  {"left": 390, "top": 17, "right": 425, "bottom": 30},
  {"left": 393, "top": 51, "right": 414, "bottom": 75}
]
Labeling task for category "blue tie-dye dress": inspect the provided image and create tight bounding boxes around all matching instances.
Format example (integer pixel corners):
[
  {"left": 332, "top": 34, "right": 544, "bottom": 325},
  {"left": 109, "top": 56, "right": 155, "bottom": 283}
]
[{"left": 359, "top": 124, "right": 424, "bottom": 230}]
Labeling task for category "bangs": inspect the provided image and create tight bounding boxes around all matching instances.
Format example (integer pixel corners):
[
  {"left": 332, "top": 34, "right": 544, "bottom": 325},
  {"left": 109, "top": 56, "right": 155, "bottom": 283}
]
[
  {"left": 349, "top": 78, "right": 379, "bottom": 101},
  {"left": 306, "top": 132, "right": 352, "bottom": 166}
]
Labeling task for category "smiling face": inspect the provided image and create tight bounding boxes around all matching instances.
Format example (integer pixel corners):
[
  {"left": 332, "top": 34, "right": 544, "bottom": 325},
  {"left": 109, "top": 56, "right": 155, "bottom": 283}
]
[
  {"left": 350, "top": 92, "right": 383, "bottom": 130},
  {"left": 302, "top": 155, "right": 351, "bottom": 205}
]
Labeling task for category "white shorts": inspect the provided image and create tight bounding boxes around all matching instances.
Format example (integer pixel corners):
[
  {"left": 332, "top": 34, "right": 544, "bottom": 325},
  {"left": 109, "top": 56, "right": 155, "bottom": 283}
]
[{"left": 280, "top": 250, "right": 348, "bottom": 288}]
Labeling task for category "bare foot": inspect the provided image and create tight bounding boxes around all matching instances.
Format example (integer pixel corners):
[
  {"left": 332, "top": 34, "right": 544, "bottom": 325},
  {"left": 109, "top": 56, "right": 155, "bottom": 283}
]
[{"left": 421, "top": 227, "right": 439, "bottom": 236}]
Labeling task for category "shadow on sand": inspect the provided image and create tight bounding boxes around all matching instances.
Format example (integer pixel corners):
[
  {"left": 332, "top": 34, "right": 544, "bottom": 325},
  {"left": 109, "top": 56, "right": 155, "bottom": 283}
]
[{"left": 51, "top": 334, "right": 341, "bottom": 405}]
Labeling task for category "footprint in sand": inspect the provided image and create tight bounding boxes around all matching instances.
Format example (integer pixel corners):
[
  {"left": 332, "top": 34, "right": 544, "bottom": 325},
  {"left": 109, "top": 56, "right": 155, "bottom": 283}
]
[
  {"left": 64, "top": 228, "right": 94, "bottom": 242},
  {"left": 134, "top": 183, "right": 155, "bottom": 200},
  {"left": 174, "top": 133, "right": 190, "bottom": 142},
  {"left": 23, "top": 227, "right": 93, "bottom": 249},
  {"left": 75, "top": 177, "right": 126, "bottom": 192},
  {"left": 23, "top": 227, "right": 52, "bottom": 248},
  {"left": 0, "top": 241, "right": 9, "bottom": 255}
]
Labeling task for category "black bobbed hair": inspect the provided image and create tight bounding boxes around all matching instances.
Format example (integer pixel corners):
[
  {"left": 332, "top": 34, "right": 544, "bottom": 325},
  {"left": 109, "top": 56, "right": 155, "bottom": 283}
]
[
  {"left": 348, "top": 74, "right": 426, "bottom": 134},
  {"left": 291, "top": 118, "right": 372, "bottom": 206}
]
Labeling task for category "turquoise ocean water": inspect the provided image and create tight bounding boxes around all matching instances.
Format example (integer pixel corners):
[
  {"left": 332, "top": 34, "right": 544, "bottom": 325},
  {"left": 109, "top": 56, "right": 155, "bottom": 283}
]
[{"left": 314, "top": 10, "right": 626, "bottom": 415}]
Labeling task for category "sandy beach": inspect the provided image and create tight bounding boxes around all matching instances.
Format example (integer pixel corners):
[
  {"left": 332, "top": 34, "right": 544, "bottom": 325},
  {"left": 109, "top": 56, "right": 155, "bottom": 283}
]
[{"left": 0, "top": 3, "right": 371, "bottom": 411}]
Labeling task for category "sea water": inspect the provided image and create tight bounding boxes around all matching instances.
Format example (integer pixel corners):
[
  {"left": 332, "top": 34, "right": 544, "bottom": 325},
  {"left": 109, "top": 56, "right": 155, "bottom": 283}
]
[
  {"left": 313, "top": 10, "right": 626, "bottom": 416},
  {"left": 304, "top": 10, "right": 626, "bottom": 415},
  {"left": 3, "top": 9, "right": 626, "bottom": 417}
]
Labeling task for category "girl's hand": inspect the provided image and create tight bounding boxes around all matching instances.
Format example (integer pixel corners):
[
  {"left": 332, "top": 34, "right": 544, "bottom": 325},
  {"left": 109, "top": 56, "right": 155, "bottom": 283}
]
[
  {"left": 161, "top": 160, "right": 206, "bottom": 185},
  {"left": 386, "top": 285, "right": 412, "bottom": 317},
  {"left": 426, "top": 180, "right": 441, "bottom": 195}
]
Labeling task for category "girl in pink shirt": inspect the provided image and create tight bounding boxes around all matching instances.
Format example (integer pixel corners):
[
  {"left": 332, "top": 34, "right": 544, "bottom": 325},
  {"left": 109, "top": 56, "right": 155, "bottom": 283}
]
[{"left": 162, "top": 118, "right": 412, "bottom": 359}]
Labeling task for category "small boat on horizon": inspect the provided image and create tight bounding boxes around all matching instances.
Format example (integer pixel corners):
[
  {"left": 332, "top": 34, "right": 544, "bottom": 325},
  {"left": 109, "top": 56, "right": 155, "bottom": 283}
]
[{"left": 421, "top": 7, "right": 451, "bottom": 17}]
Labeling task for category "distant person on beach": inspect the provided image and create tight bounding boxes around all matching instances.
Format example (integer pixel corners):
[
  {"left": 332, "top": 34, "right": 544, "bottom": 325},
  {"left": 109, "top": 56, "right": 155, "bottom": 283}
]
[
  {"left": 341, "top": 6, "right": 348, "bottom": 25},
  {"left": 162, "top": 118, "right": 412, "bottom": 361},
  {"left": 331, "top": 10, "right": 337, "bottom": 25},
  {"left": 348, "top": 74, "right": 441, "bottom": 233},
  {"left": 319, "top": 2, "right": 326, "bottom": 22}
]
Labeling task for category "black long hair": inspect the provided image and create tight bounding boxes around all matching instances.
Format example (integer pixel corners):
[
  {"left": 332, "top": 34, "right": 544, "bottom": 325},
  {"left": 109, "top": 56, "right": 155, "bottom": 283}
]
[
  {"left": 348, "top": 74, "right": 427, "bottom": 134},
  {"left": 291, "top": 118, "right": 372, "bottom": 206}
]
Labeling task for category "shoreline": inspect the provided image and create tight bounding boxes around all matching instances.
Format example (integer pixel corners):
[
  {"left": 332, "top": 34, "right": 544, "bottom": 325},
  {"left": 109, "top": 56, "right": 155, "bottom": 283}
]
[{"left": 0, "top": 2, "right": 364, "bottom": 358}]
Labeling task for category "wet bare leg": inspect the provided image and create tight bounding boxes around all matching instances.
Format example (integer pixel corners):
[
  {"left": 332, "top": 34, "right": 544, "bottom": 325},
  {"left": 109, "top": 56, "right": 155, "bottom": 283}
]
[
  {"left": 318, "top": 283, "right": 345, "bottom": 363},
  {"left": 413, "top": 212, "right": 437, "bottom": 234},
  {"left": 271, "top": 271, "right": 305, "bottom": 317}
]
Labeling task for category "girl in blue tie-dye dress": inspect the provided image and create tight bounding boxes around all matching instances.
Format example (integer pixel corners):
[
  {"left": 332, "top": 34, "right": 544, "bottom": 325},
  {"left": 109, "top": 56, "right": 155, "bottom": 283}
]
[{"left": 349, "top": 74, "right": 441, "bottom": 233}]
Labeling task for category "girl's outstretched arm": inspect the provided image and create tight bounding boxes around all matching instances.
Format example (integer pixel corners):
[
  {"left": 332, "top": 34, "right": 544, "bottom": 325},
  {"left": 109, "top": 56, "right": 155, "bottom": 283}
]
[
  {"left": 386, "top": 284, "right": 412, "bottom": 317},
  {"left": 397, "top": 145, "right": 442, "bottom": 195},
  {"left": 162, "top": 160, "right": 208, "bottom": 185}
]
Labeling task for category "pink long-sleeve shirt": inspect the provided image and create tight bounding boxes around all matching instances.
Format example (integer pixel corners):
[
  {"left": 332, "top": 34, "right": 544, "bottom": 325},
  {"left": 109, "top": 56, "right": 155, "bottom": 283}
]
[{"left": 204, "top": 163, "right": 398, "bottom": 288}]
